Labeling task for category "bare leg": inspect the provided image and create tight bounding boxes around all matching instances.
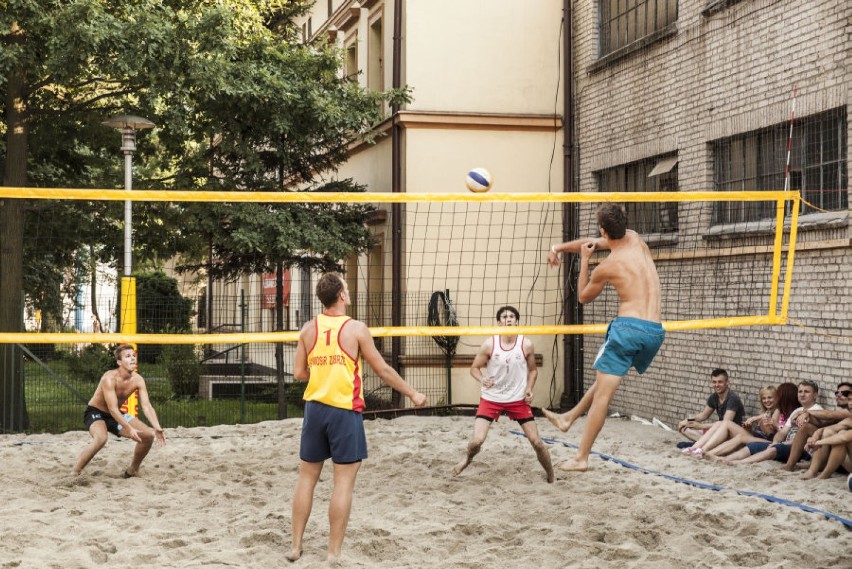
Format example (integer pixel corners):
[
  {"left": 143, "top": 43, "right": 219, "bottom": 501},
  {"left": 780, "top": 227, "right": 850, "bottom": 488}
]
[
  {"left": 288, "top": 460, "right": 323, "bottom": 562},
  {"left": 678, "top": 427, "right": 705, "bottom": 443},
  {"left": 800, "top": 445, "right": 829, "bottom": 480},
  {"left": 520, "top": 419, "right": 554, "bottom": 483},
  {"left": 701, "top": 422, "right": 753, "bottom": 454},
  {"left": 558, "top": 373, "right": 621, "bottom": 472},
  {"left": 708, "top": 434, "right": 747, "bottom": 458},
  {"left": 122, "top": 417, "right": 155, "bottom": 477},
  {"left": 73, "top": 422, "right": 109, "bottom": 474},
  {"left": 782, "top": 423, "right": 815, "bottom": 471},
  {"left": 816, "top": 443, "right": 850, "bottom": 480},
  {"left": 452, "top": 418, "right": 491, "bottom": 476},
  {"left": 327, "top": 461, "right": 361, "bottom": 562},
  {"left": 708, "top": 445, "right": 753, "bottom": 464},
  {"left": 543, "top": 382, "right": 599, "bottom": 434},
  {"left": 689, "top": 421, "right": 723, "bottom": 451},
  {"left": 732, "top": 446, "right": 778, "bottom": 465}
]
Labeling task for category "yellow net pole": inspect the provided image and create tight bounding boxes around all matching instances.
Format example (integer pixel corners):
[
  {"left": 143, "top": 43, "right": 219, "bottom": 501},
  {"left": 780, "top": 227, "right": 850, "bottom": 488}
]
[
  {"left": 119, "top": 276, "right": 139, "bottom": 417},
  {"left": 780, "top": 196, "right": 801, "bottom": 320}
]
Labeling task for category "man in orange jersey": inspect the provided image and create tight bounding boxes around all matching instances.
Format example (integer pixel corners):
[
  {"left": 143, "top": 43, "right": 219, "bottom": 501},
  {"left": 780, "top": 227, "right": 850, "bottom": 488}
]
[{"left": 286, "top": 273, "right": 427, "bottom": 563}]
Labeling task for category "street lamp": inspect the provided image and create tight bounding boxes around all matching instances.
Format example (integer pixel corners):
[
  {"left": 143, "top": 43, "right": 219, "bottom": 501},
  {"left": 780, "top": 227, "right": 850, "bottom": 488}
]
[
  {"left": 101, "top": 114, "right": 155, "bottom": 277},
  {"left": 101, "top": 114, "right": 155, "bottom": 418}
]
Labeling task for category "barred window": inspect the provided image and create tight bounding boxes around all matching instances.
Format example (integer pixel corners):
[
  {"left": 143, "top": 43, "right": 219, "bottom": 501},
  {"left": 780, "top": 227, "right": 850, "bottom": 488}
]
[
  {"left": 597, "top": 155, "right": 679, "bottom": 234},
  {"left": 600, "top": 0, "right": 678, "bottom": 57},
  {"left": 712, "top": 108, "right": 848, "bottom": 224}
]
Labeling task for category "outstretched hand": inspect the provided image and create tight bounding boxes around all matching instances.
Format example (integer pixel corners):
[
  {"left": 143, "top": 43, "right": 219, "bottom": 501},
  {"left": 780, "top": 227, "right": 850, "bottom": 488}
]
[
  {"left": 547, "top": 250, "right": 561, "bottom": 267},
  {"left": 154, "top": 428, "right": 167, "bottom": 445}
]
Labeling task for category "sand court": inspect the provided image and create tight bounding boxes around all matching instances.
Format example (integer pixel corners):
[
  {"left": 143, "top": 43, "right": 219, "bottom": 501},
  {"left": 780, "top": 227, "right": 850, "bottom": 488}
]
[{"left": 0, "top": 415, "right": 847, "bottom": 568}]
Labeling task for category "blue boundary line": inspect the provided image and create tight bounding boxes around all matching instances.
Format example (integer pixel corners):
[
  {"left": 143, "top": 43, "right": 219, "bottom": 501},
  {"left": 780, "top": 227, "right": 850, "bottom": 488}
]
[{"left": 511, "top": 431, "right": 852, "bottom": 528}]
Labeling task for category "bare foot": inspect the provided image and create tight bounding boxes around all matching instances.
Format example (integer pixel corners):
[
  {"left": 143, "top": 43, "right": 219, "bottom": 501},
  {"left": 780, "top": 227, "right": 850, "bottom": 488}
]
[
  {"left": 781, "top": 464, "right": 796, "bottom": 472},
  {"left": 285, "top": 548, "right": 302, "bottom": 562},
  {"left": 451, "top": 459, "right": 469, "bottom": 477},
  {"left": 542, "top": 408, "right": 575, "bottom": 433},
  {"left": 122, "top": 468, "right": 138, "bottom": 479},
  {"left": 799, "top": 472, "right": 816, "bottom": 481},
  {"left": 557, "top": 458, "right": 588, "bottom": 472}
]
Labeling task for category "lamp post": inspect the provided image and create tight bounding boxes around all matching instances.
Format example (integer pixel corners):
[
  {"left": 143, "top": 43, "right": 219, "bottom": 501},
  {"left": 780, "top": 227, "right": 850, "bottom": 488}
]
[
  {"left": 102, "top": 114, "right": 155, "bottom": 418},
  {"left": 101, "top": 115, "right": 155, "bottom": 277}
]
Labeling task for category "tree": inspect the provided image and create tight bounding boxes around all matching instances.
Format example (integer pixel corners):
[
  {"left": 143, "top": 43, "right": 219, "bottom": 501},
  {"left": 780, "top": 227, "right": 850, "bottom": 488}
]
[{"left": 1, "top": 0, "right": 406, "bottom": 431}]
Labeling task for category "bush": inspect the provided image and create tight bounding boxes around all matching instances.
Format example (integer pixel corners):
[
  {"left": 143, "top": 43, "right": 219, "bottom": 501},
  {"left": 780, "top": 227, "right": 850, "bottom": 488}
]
[
  {"left": 67, "top": 344, "right": 115, "bottom": 383},
  {"left": 161, "top": 344, "right": 201, "bottom": 398},
  {"left": 133, "top": 271, "right": 194, "bottom": 363}
]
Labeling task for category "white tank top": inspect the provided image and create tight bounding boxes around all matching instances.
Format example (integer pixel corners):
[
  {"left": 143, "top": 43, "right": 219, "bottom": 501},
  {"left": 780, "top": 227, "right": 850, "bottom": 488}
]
[{"left": 481, "top": 335, "right": 528, "bottom": 403}]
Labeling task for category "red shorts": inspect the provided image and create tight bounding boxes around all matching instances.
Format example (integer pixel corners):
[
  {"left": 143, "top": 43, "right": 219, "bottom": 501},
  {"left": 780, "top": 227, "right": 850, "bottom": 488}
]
[{"left": 475, "top": 398, "right": 534, "bottom": 422}]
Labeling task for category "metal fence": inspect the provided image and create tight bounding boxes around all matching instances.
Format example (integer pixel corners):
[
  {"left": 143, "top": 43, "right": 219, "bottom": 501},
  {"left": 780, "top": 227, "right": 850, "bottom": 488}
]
[{"left": 3, "top": 291, "right": 453, "bottom": 433}]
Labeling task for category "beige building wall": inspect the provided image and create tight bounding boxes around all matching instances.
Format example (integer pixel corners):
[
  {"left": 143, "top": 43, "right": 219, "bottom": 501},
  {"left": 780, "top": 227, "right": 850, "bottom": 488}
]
[{"left": 296, "top": 1, "right": 566, "bottom": 408}]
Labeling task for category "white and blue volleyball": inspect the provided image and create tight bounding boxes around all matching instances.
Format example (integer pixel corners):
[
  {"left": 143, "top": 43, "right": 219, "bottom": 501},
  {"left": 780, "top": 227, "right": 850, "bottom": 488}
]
[{"left": 465, "top": 167, "right": 493, "bottom": 193}]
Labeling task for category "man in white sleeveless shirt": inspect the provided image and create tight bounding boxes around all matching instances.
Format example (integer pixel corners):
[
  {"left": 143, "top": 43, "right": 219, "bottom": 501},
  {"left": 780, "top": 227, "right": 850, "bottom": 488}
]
[{"left": 452, "top": 306, "right": 554, "bottom": 482}]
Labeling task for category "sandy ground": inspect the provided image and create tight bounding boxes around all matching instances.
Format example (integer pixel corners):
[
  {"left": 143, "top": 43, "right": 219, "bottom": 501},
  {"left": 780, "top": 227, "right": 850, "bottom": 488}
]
[{"left": 0, "top": 415, "right": 847, "bottom": 568}]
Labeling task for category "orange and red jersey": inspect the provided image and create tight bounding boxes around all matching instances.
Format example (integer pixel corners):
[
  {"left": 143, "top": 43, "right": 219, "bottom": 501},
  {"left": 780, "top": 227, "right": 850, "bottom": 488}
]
[{"left": 302, "top": 314, "right": 365, "bottom": 412}]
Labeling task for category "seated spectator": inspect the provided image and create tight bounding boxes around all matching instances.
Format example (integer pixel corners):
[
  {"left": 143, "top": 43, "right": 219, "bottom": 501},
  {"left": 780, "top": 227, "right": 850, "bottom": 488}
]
[
  {"left": 677, "top": 369, "right": 745, "bottom": 443},
  {"left": 800, "top": 416, "right": 852, "bottom": 481},
  {"left": 728, "top": 380, "right": 822, "bottom": 465},
  {"left": 702, "top": 383, "right": 798, "bottom": 460},
  {"left": 781, "top": 381, "right": 852, "bottom": 471},
  {"left": 683, "top": 385, "right": 778, "bottom": 457}
]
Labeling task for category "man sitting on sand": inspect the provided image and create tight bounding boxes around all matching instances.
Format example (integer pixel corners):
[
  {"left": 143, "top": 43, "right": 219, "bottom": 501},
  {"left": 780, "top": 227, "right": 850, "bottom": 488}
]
[
  {"left": 542, "top": 203, "right": 665, "bottom": 472},
  {"left": 73, "top": 344, "right": 166, "bottom": 477},
  {"left": 781, "top": 381, "right": 851, "bottom": 471},
  {"left": 800, "top": 416, "right": 852, "bottom": 481},
  {"left": 677, "top": 369, "right": 745, "bottom": 443}
]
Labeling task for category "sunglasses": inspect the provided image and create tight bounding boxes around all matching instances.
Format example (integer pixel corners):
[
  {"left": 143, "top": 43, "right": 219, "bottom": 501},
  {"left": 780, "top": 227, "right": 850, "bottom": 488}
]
[{"left": 836, "top": 390, "right": 852, "bottom": 397}]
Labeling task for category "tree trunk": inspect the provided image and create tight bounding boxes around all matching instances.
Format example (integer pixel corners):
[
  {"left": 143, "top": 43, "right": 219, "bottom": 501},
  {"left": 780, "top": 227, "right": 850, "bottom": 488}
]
[{"left": 1, "top": 58, "right": 30, "bottom": 432}]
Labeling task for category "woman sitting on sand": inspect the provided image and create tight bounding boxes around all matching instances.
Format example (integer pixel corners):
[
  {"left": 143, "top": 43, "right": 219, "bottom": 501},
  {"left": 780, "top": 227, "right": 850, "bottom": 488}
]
[{"left": 683, "top": 383, "right": 798, "bottom": 459}]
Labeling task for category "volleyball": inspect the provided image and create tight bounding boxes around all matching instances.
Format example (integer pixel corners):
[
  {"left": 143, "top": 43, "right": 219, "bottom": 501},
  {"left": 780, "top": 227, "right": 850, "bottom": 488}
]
[{"left": 465, "top": 167, "right": 492, "bottom": 193}]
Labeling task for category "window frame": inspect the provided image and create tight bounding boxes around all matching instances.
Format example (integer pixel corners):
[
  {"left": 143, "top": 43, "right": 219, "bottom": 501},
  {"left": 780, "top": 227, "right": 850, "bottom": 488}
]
[{"left": 711, "top": 108, "right": 848, "bottom": 225}]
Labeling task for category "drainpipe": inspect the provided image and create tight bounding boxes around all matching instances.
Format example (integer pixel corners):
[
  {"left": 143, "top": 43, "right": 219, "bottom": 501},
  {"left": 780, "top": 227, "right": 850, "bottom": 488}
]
[
  {"left": 560, "top": 0, "right": 583, "bottom": 410},
  {"left": 390, "top": 0, "right": 403, "bottom": 407}
]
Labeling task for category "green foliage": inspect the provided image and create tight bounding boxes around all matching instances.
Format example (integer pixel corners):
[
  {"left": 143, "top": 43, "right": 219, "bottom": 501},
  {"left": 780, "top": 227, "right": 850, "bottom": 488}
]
[
  {"left": 66, "top": 344, "right": 115, "bottom": 383},
  {"left": 160, "top": 344, "right": 201, "bottom": 398},
  {"left": 133, "top": 272, "right": 193, "bottom": 363}
]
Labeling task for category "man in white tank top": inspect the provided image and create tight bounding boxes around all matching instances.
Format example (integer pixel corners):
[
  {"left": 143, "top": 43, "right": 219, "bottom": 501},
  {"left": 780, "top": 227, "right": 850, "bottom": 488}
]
[{"left": 452, "top": 306, "right": 554, "bottom": 483}]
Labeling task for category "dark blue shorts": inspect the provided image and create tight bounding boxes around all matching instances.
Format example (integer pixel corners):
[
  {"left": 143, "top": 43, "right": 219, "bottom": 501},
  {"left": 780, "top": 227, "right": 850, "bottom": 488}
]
[
  {"left": 300, "top": 401, "right": 367, "bottom": 464},
  {"left": 593, "top": 317, "right": 665, "bottom": 376},
  {"left": 745, "top": 441, "right": 772, "bottom": 456},
  {"left": 771, "top": 443, "right": 811, "bottom": 463}
]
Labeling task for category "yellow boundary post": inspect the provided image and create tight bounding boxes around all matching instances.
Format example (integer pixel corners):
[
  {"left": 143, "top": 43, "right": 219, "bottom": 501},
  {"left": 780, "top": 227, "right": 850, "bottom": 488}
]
[{"left": 119, "top": 276, "right": 138, "bottom": 417}]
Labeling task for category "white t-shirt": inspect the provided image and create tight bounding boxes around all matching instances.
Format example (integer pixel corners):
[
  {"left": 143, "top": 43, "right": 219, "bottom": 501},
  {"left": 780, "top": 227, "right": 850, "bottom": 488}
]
[{"left": 784, "top": 404, "right": 824, "bottom": 442}]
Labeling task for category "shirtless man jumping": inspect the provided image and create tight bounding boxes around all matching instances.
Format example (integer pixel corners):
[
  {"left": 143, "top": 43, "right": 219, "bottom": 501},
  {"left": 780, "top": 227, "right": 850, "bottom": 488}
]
[
  {"left": 543, "top": 203, "right": 664, "bottom": 472},
  {"left": 73, "top": 344, "right": 166, "bottom": 476}
]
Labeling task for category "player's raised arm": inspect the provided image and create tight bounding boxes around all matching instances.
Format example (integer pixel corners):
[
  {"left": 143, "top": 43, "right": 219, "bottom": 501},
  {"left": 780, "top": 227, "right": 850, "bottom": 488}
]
[{"left": 356, "top": 321, "right": 427, "bottom": 407}]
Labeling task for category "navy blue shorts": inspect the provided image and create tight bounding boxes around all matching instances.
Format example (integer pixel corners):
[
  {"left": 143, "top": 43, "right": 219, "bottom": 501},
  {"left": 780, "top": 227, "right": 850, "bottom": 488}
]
[
  {"left": 771, "top": 443, "right": 811, "bottom": 463},
  {"left": 745, "top": 441, "right": 772, "bottom": 456},
  {"left": 593, "top": 317, "right": 665, "bottom": 376},
  {"left": 300, "top": 401, "right": 367, "bottom": 464}
]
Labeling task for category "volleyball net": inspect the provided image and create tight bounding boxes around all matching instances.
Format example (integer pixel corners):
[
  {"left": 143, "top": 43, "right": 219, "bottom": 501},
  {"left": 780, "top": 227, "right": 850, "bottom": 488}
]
[{"left": 0, "top": 187, "right": 801, "bottom": 346}]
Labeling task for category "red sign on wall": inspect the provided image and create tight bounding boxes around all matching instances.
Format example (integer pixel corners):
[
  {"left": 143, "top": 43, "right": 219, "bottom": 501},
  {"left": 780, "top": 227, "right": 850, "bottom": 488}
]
[{"left": 262, "top": 270, "right": 290, "bottom": 308}]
